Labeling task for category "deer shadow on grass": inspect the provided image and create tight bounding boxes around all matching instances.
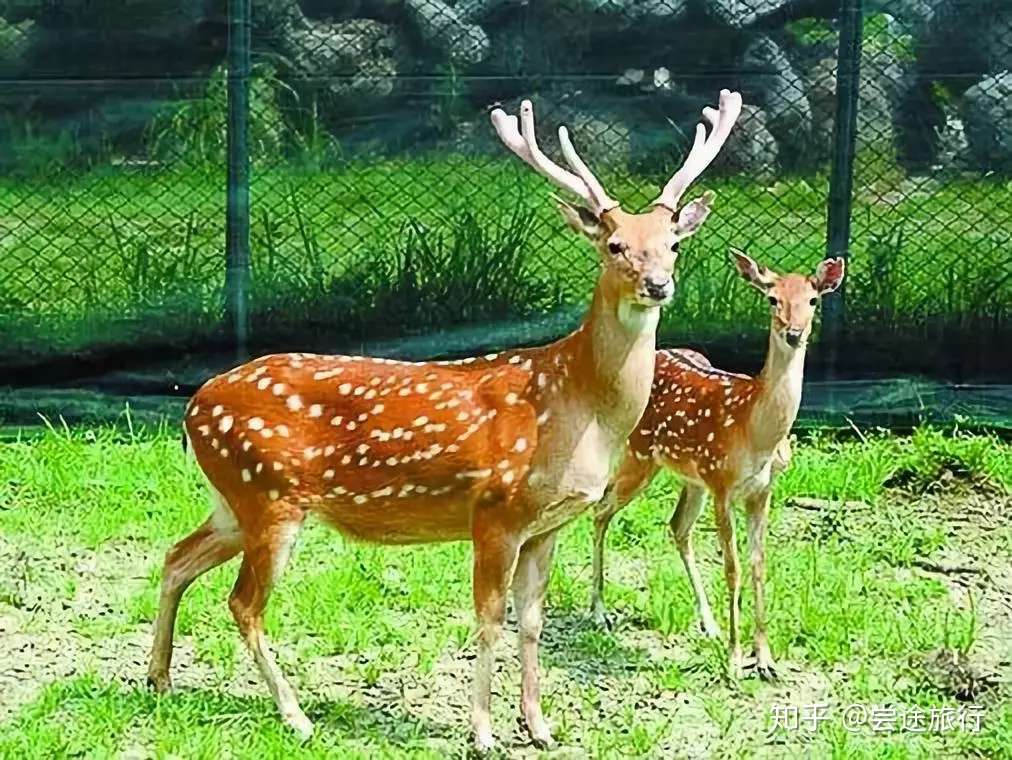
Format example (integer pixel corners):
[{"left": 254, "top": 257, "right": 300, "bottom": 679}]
[
  {"left": 65, "top": 679, "right": 454, "bottom": 749},
  {"left": 536, "top": 608, "right": 689, "bottom": 683}
]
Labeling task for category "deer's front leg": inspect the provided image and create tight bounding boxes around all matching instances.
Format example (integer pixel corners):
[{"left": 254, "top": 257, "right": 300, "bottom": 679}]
[
  {"left": 513, "top": 529, "right": 558, "bottom": 748},
  {"left": 745, "top": 488, "right": 776, "bottom": 680},
  {"left": 471, "top": 513, "right": 522, "bottom": 753},
  {"left": 712, "top": 488, "right": 743, "bottom": 680}
]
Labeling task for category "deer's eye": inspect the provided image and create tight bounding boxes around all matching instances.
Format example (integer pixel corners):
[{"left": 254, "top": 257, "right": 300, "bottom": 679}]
[
  {"left": 670, "top": 242, "right": 679, "bottom": 253},
  {"left": 809, "top": 297, "right": 818, "bottom": 306},
  {"left": 608, "top": 241, "right": 623, "bottom": 255},
  {"left": 768, "top": 296, "right": 778, "bottom": 307}
]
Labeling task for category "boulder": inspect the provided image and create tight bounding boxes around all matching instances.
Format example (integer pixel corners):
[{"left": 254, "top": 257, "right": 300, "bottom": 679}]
[
  {"left": 740, "top": 36, "right": 812, "bottom": 168},
  {"left": 283, "top": 19, "right": 401, "bottom": 112},
  {"left": 712, "top": 104, "right": 779, "bottom": 179},
  {"left": 404, "top": 0, "right": 489, "bottom": 66},
  {"left": 962, "top": 71, "right": 1012, "bottom": 172},
  {"left": 804, "top": 50, "right": 900, "bottom": 168},
  {"left": 704, "top": 0, "right": 798, "bottom": 28}
]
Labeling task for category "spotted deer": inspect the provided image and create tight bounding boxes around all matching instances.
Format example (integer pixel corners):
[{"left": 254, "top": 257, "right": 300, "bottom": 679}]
[
  {"left": 145, "top": 90, "right": 741, "bottom": 751},
  {"left": 588, "top": 250, "right": 845, "bottom": 680}
]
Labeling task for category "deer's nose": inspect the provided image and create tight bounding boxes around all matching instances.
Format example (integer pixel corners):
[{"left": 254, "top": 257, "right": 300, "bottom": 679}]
[
  {"left": 785, "top": 328, "right": 804, "bottom": 347},
  {"left": 644, "top": 276, "right": 674, "bottom": 301}
]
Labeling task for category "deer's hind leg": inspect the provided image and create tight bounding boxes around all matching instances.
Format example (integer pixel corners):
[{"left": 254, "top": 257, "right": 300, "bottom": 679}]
[
  {"left": 148, "top": 496, "right": 242, "bottom": 692},
  {"left": 227, "top": 501, "right": 312, "bottom": 739}
]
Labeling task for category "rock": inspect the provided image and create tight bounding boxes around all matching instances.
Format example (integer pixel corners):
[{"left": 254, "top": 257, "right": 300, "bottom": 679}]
[
  {"left": 404, "top": 0, "right": 489, "bottom": 66},
  {"left": 962, "top": 72, "right": 1012, "bottom": 172},
  {"left": 284, "top": 19, "right": 400, "bottom": 112},
  {"left": 804, "top": 51, "right": 899, "bottom": 168},
  {"left": 915, "top": 2, "right": 1012, "bottom": 95},
  {"left": 740, "top": 36, "right": 812, "bottom": 168},
  {"left": 712, "top": 104, "right": 779, "bottom": 179},
  {"left": 704, "top": 0, "right": 797, "bottom": 28}
]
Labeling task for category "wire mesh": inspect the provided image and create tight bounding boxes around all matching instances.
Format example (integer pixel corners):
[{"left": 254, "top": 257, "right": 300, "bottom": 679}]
[{"left": 0, "top": 0, "right": 1010, "bottom": 382}]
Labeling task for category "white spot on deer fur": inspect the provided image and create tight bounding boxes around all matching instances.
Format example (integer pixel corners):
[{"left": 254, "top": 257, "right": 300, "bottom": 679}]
[
  {"left": 520, "top": 358, "right": 532, "bottom": 372},
  {"left": 198, "top": 424, "right": 211, "bottom": 437},
  {"left": 347, "top": 421, "right": 357, "bottom": 431},
  {"left": 513, "top": 437, "right": 528, "bottom": 453},
  {"left": 505, "top": 393, "right": 519, "bottom": 405},
  {"left": 324, "top": 445, "right": 335, "bottom": 456},
  {"left": 371, "top": 404, "right": 385, "bottom": 414},
  {"left": 339, "top": 383, "right": 352, "bottom": 395},
  {"left": 332, "top": 485, "right": 347, "bottom": 495},
  {"left": 413, "top": 416, "right": 429, "bottom": 427},
  {"left": 269, "top": 489, "right": 280, "bottom": 500},
  {"left": 308, "top": 404, "right": 323, "bottom": 418},
  {"left": 227, "top": 373, "right": 241, "bottom": 383},
  {"left": 371, "top": 486, "right": 394, "bottom": 498},
  {"left": 456, "top": 411, "right": 470, "bottom": 422},
  {"left": 313, "top": 368, "right": 342, "bottom": 380},
  {"left": 359, "top": 457, "right": 369, "bottom": 467},
  {"left": 331, "top": 416, "right": 344, "bottom": 427},
  {"left": 508, "top": 355, "right": 521, "bottom": 364},
  {"left": 724, "top": 417, "right": 735, "bottom": 427},
  {"left": 502, "top": 470, "right": 515, "bottom": 485},
  {"left": 261, "top": 428, "right": 274, "bottom": 438},
  {"left": 248, "top": 417, "right": 264, "bottom": 431},
  {"left": 497, "top": 459, "right": 510, "bottom": 470},
  {"left": 271, "top": 383, "right": 286, "bottom": 397},
  {"left": 429, "top": 391, "right": 444, "bottom": 401},
  {"left": 415, "top": 383, "right": 429, "bottom": 393},
  {"left": 286, "top": 395, "right": 303, "bottom": 411},
  {"left": 274, "top": 424, "right": 289, "bottom": 438},
  {"left": 386, "top": 456, "right": 399, "bottom": 466},
  {"left": 392, "top": 427, "right": 404, "bottom": 439},
  {"left": 257, "top": 377, "right": 272, "bottom": 390},
  {"left": 706, "top": 432, "right": 715, "bottom": 442},
  {"left": 219, "top": 415, "right": 234, "bottom": 433},
  {"left": 341, "top": 454, "right": 352, "bottom": 465},
  {"left": 241, "top": 469, "right": 252, "bottom": 482},
  {"left": 484, "top": 353, "right": 498, "bottom": 361},
  {"left": 304, "top": 447, "right": 319, "bottom": 460},
  {"left": 211, "top": 405, "right": 223, "bottom": 417},
  {"left": 242, "top": 440, "right": 252, "bottom": 452},
  {"left": 189, "top": 405, "right": 200, "bottom": 417},
  {"left": 537, "top": 410, "right": 551, "bottom": 426},
  {"left": 353, "top": 386, "right": 366, "bottom": 396},
  {"left": 458, "top": 469, "right": 492, "bottom": 479},
  {"left": 273, "top": 461, "right": 283, "bottom": 471},
  {"left": 220, "top": 448, "right": 228, "bottom": 458},
  {"left": 357, "top": 413, "right": 368, "bottom": 422},
  {"left": 255, "top": 462, "right": 264, "bottom": 474},
  {"left": 353, "top": 494, "right": 368, "bottom": 505},
  {"left": 324, "top": 469, "right": 334, "bottom": 479}
]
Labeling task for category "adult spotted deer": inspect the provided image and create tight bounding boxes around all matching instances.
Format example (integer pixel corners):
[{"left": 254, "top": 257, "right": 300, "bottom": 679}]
[
  {"left": 146, "top": 90, "right": 741, "bottom": 751},
  {"left": 589, "top": 250, "right": 845, "bottom": 680}
]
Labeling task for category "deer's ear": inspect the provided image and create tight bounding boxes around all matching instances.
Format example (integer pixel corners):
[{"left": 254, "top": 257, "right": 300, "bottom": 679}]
[
  {"left": 556, "top": 198, "right": 604, "bottom": 239},
  {"left": 729, "top": 247, "right": 776, "bottom": 291},
  {"left": 812, "top": 257, "right": 846, "bottom": 295},
  {"left": 673, "top": 191, "right": 714, "bottom": 239}
]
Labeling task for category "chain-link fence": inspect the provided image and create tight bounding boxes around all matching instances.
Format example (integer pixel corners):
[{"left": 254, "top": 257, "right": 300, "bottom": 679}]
[{"left": 1, "top": 0, "right": 1010, "bottom": 425}]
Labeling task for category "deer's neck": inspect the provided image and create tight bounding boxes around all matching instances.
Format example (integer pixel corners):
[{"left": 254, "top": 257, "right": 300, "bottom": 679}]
[
  {"left": 750, "top": 331, "right": 806, "bottom": 453},
  {"left": 563, "top": 284, "right": 658, "bottom": 436}
]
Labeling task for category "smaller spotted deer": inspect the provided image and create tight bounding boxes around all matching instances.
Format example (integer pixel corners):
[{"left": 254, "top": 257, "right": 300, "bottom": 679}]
[
  {"left": 146, "top": 90, "right": 741, "bottom": 751},
  {"left": 589, "top": 250, "right": 845, "bottom": 680}
]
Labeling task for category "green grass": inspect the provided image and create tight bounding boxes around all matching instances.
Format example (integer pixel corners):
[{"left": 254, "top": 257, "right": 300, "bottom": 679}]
[
  {"left": 1, "top": 157, "right": 1009, "bottom": 367},
  {"left": 0, "top": 425, "right": 1009, "bottom": 757}
]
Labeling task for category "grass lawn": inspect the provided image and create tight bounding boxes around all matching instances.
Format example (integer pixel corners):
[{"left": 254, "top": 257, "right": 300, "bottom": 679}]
[
  {"left": 1, "top": 159, "right": 1010, "bottom": 367},
  {"left": 0, "top": 424, "right": 1010, "bottom": 757}
]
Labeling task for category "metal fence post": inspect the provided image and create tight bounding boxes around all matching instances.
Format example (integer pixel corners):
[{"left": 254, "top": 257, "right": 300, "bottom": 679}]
[
  {"left": 824, "top": 0, "right": 863, "bottom": 352},
  {"left": 225, "top": 0, "right": 251, "bottom": 359}
]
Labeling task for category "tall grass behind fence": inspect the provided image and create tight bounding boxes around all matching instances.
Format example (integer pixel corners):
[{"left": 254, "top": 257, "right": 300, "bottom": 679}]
[{"left": 0, "top": 0, "right": 1010, "bottom": 382}]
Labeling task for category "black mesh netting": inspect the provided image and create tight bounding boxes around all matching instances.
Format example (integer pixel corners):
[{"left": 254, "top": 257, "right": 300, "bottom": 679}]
[{"left": 0, "top": 0, "right": 1010, "bottom": 427}]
